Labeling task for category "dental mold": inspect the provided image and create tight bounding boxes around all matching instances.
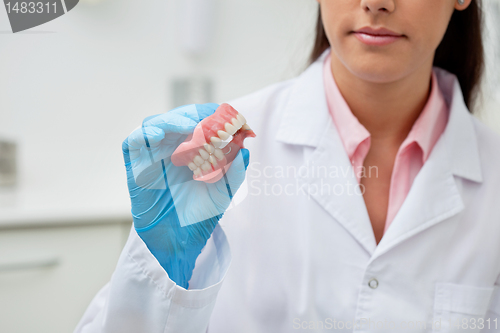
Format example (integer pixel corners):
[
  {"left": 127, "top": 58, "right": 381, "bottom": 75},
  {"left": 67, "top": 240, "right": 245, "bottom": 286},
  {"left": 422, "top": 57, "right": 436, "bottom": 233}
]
[{"left": 171, "top": 103, "right": 256, "bottom": 183}]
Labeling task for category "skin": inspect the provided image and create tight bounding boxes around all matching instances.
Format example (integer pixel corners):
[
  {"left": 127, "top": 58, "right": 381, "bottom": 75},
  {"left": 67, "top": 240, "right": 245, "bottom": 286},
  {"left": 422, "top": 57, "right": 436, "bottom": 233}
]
[{"left": 316, "top": 0, "right": 473, "bottom": 244}]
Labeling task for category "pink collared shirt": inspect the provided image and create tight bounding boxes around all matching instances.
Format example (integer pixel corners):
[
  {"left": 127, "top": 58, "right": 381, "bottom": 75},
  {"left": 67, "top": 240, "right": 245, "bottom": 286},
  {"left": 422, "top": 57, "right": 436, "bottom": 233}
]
[{"left": 323, "top": 53, "right": 449, "bottom": 234}]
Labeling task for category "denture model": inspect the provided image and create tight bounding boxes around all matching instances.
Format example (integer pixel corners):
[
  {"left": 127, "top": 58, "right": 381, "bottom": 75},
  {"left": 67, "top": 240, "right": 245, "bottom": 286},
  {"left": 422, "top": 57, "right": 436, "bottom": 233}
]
[{"left": 171, "top": 103, "right": 256, "bottom": 183}]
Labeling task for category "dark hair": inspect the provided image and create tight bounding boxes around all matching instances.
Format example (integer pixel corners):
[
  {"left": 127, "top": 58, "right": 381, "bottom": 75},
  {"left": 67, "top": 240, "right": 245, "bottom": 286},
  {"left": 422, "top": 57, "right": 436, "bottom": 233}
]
[{"left": 310, "top": 1, "right": 485, "bottom": 112}]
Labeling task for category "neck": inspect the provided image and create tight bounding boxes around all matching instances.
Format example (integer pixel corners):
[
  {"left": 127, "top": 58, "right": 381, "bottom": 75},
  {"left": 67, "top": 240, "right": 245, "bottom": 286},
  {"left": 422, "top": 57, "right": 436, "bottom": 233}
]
[{"left": 330, "top": 53, "right": 433, "bottom": 146}]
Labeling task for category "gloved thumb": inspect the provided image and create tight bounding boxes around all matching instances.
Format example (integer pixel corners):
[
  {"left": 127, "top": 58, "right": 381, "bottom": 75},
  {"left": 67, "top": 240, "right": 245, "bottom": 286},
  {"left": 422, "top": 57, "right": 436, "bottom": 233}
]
[
  {"left": 224, "top": 148, "right": 249, "bottom": 197},
  {"left": 240, "top": 148, "right": 250, "bottom": 170},
  {"left": 210, "top": 148, "right": 249, "bottom": 207}
]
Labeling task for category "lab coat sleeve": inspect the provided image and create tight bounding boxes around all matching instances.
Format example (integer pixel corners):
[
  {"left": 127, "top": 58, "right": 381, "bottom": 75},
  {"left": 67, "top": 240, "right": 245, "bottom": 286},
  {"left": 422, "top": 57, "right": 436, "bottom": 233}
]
[
  {"left": 74, "top": 224, "right": 231, "bottom": 333},
  {"left": 481, "top": 273, "right": 500, "bottom": 332}
]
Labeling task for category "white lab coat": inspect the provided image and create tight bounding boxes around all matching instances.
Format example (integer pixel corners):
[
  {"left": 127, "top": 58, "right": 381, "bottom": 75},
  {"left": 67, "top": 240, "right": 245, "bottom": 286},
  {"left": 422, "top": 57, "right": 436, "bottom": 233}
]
[{"left": 75, "top": 50, "right": 500, "bottom": 333}]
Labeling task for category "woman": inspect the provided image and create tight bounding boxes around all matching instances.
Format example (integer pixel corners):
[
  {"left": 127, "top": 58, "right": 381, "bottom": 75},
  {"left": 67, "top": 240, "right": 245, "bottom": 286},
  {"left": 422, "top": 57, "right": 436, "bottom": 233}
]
[{"left": 76, "top": 0, "right": 500, "bottom": 332}]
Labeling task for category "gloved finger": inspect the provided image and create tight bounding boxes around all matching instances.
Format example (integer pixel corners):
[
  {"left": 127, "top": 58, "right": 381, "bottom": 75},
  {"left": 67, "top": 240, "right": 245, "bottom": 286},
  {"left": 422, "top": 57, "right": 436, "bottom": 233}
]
[
  {"left": 169, "top": 103, "right": 219, "bottom": 122},
  {"left": 224, "top": 149, "right": 249, "bottom": 188},
  {"left": 212, "top": 149, "right": 249, "bottom": 204},
  {"left": 131, "top": 103, "right": 219, "bottom": 152},
  {"left": 194, "top": 103, "right": 220, "bottom": 120},
  {"left": 125, "top": 104, "right": 219, "bottom": 153},
  {"left": 240, "top": 148, "right": 250, "bottom": 170},
  {"left": 143, "top": 111, "right": 198, "bottom": 136},
  {"left": 124, "top": 126, "right": 166, "bottom": 152}
]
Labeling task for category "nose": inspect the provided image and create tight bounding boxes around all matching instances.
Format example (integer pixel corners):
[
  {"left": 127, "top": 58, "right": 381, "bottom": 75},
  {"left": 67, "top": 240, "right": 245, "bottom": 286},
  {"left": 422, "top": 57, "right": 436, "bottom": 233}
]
[{"left": 360, "top": 0, "right": 395, "bottom": 14}]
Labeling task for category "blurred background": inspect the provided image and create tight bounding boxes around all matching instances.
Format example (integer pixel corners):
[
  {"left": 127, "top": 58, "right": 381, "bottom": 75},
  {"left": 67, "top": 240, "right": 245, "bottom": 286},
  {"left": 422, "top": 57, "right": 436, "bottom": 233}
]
[{"left": 0, "top": 0, "right": 499, "bottom": 332}]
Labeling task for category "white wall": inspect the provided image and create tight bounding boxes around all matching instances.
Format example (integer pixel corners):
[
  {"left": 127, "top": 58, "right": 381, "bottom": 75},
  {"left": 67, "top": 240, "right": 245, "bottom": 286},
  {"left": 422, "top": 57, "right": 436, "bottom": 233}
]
[
  {"left": 0, "top": 0, "right": 318, "bottom": 219},
  {"left": 476, "top": 0, "right": 500, "bottom": 132}
]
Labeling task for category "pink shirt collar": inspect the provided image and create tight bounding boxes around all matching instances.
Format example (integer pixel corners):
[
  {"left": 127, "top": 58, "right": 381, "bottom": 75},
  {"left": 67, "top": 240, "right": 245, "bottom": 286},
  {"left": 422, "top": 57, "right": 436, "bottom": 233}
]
[{"left": 323, "top": 52, "right": 448, "bottom": 164}]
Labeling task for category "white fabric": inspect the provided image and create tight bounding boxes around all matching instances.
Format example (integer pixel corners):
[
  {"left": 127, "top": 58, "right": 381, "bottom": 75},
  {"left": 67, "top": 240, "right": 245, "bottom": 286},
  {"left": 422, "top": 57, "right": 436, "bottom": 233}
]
[
  {"left": 75, "top": 225, "right": 230, "bottom": 333},
  {"left": 76, "top": 50, "right": 500, "bottom": 333}
]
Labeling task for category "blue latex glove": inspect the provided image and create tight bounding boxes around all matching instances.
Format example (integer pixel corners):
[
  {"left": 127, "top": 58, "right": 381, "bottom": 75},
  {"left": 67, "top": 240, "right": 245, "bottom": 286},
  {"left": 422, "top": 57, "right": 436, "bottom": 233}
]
[{"left": 122, "top": 103, "right": 250, "bottom": 289}]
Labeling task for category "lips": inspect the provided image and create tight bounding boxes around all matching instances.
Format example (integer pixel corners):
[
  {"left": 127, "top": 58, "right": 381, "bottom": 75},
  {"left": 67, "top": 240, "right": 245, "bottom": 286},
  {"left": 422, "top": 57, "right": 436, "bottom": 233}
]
[
  {"left": 354, "top": 27, "right": 403, "bottom": 37},
  {"left": 352, "top": 26, "right": 404, "bottom": 46}
]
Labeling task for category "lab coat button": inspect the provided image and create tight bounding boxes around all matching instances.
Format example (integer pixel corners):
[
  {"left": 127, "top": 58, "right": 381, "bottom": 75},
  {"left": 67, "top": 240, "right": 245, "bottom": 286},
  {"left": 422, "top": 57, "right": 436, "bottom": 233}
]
[{"left": 368, "top": 278, "right": 379, "bottom": 289}]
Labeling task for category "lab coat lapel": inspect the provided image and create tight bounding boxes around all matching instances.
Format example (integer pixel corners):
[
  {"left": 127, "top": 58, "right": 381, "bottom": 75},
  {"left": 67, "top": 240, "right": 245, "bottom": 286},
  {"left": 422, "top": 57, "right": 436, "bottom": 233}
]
[
  {"left": 372, "top": 68, "right": 484, "bottom": 259},
  {"left": 276, "top": 55, "right": 483, "bottom": 257},
  {"left": 302, "top": 121, "right": 378, "bottom": 255},
  {"left": 276, "top": 51, "right": 378, "bottom": 255}
]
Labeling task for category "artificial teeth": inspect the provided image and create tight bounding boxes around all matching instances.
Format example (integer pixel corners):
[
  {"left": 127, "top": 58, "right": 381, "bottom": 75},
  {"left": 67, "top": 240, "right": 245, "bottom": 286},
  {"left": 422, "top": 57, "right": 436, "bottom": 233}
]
[
  {"left": 225, "top": 123, "right": 237, "bottom": 135},
  {"left": 236, "top": 114, "right": 246, "bottom": 125},
  {"left": 193, "top": 168, "right": 202, "bottom": 177},
  {"left": 211, "top": 137, "right": 222, "bottom": 148},
  {"left": 231, "top": 118, "right": 242, "bottom": 129},
  {"left": 193, "top": 155, "right": 204, "bottom": 166},
  {"left": 188, "top": 162, "right": 197, "bottom": 171},
  {"left": 204, "top": 143, "right": 215, "bottom": 154},
  {"left": 218, "top": 130, "right": 230, "bottom": 140},
  {"left": 201, "top": 161, "right": 212, "bottom": 171},
  {"left": 242, "top": 123, "right": 251, "bottom": 131},
  {"left": 209, "top": 155, "right": 218, "bottom": 166},
  {"left": 214, "top": 148, "right": 224, "bottom": 161},
  {"left": 199, "top": 149, "right": 210, "bottom": 160}
]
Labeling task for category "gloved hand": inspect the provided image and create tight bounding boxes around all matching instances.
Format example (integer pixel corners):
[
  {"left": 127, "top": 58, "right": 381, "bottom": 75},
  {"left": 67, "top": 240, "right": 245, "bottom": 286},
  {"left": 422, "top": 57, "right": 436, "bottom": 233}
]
[{"left": 122, "top": 103, "right": 250, "bottom": 289}]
